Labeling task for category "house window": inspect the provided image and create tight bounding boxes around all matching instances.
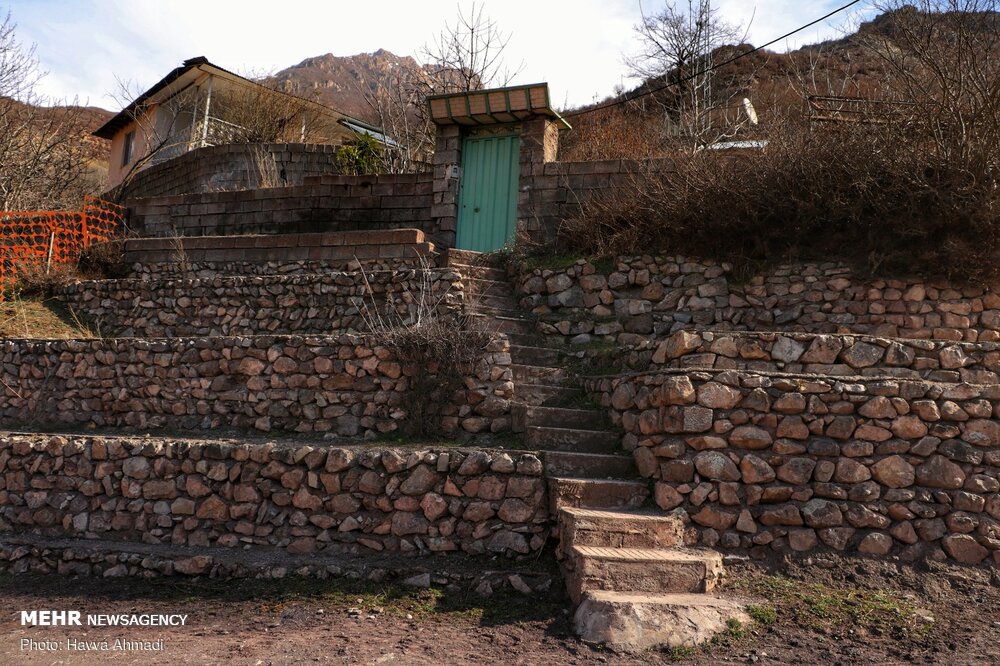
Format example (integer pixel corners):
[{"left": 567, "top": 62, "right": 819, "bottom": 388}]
[{"left": 122, "top": 130, "right": 135, "bottom": 166}]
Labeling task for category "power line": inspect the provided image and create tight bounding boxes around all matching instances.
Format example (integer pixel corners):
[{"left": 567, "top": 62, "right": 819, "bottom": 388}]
[{"left": 565, "top": 0, "right": 863, "bottom": 119}]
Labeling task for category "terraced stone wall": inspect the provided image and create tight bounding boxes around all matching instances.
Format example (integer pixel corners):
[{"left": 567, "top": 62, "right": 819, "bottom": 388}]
[
  {"left": 0, "top": 434, "right": 548, "bottom": 559},
  {"left": 585, "top": 369, "right": 1000, "bottom": 566},
  {"left": 0, "top": 334, "right": 513, "bottom": 436},
  {"left": 517, "top": 257, "right": 1000, "bottom": 344},
  {"left": 57, "top": 268, "right": 464, "bottom": 338}
]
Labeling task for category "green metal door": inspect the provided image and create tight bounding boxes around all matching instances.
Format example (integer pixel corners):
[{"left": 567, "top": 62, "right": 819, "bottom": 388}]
[{"left": 456, "top": 133, "right": 521, "bottom": 252}]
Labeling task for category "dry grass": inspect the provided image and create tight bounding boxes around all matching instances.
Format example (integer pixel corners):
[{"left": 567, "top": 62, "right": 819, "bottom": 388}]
[{"left": 0, "top": 296, "right": 97, "bottom": 339}]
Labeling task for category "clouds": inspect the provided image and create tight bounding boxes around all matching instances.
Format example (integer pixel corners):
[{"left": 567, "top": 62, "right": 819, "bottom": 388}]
[{"left": 8, "top": 0, "right": 869, "bottom": 110}]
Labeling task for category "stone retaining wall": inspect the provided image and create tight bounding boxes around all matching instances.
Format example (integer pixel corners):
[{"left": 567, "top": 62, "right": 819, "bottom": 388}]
[
  {"left": 58, "top": 268, "right": 463, "bottom": 338},
  {"left": 608, "top": 330, "right": 1000, "bottom": 385},
  {"left": 518, "top": 256, "right": 1000, "bottom": 344},
  {"left": 0, "top": 334, "right": 512, "bottom": 436},
  {"left": 0, "top": 434, "right": 547, "bottom": 558},
  {"left": 585, "top": 369, "right": 1000, "bottom": 565}
]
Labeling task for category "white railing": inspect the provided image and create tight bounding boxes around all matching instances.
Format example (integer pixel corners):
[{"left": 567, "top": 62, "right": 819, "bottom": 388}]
[{"left": 144, "top": 117, "right": 252, "bottom": 169}]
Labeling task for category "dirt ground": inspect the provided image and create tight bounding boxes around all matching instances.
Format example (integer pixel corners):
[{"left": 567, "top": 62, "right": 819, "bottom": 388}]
[{"left": 1, "top": 552, "right": 998, "bottom": 666}]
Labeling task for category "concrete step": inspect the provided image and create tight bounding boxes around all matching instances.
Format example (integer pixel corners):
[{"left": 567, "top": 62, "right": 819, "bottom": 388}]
[
  {"left": 441, "top": 248, "right": 483, "bottom": 266},
  {"left": 574, "top": 591, "right": 748, "bottom": 651},
  {"left": 525, "top": 426, "right": 619, "bottom": 453},
  {"left": 548, "top": 477, "right": 649, "bottom": 513},
  {"left": 512, "top": 383, "right": 583, "bottom": 407},
  {"left": 564, "top": 546, "right": 725, "bottom": 604},
  {"left": 544, "top": 451, "right": 637, "bottom": 479},
  {"left": 485, "top": 315, "right": 531, "bottom": 335},
  {"left": 516, "top": 405, "right": 606, "bottom": 430},
  {"left": 449, "top": 262, "right": 508, "bottom": 282},
  {"left": 509, "top": 344, "right": 564, "bottom": 366},
  {"left": 512, "top": 364, "right": 568, "bottom": 384},
  {"left": 558, "top": 507, "right": 687, "bottom": 555}
]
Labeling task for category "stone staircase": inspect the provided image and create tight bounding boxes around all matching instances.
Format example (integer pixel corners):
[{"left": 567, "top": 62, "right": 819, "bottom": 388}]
[{"left": 444, "top": 249, "right": 743, "bottom": 650}]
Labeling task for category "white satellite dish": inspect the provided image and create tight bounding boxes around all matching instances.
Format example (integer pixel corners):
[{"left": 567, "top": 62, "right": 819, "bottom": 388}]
[{"left": 742, "top": 98, "right": 759, "bottom": 125}]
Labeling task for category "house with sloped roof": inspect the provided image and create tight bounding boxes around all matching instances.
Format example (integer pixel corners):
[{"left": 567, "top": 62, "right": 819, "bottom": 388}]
[{"left": 94, "top": 56, "right": 389, "bottom": 188}]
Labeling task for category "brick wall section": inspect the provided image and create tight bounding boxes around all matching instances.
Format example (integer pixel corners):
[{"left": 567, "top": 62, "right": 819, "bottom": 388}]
[
  {"left": 518, "top": 157, "right": 675, "bottom": 243},
  {"left": 0, "top": 433, "right": 548, "bottom": 559},
  {"left": 57, "top": 268, "right": 464, "bottom": 338},
  {"left": 127, "top": 172, "right": 439, "bottom": 244},
  {"left": 118, "top": 143, "right": 343, "bottom": 201},
  {"left": 0, "top": 334, "right": 513, "bottom": 436},
  {"left": 585, "top": 369, "right": 1000, "bottom": 566},
  {"left": 431, "top": 125, "right": 462, "bottom": 247}
]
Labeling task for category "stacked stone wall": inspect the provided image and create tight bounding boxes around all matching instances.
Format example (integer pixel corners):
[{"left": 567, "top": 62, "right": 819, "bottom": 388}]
[
  {"left": 517, "top": 257, "right": 1000, "bottom": 344},
  {"left": 0, "top": 334, "right": 512, "bottom": 436},
  {"left": 585, "top": 368, "right": 1000, "bottom": 565},
  {"left": 0, "top": 434, "right": 547, "bottom": 559},
  {"left": 605, "top": 330, "right": 1000, "bottom": 385},
  {"left": 58, "top": 268, "right": 463, "bottom": 338}
]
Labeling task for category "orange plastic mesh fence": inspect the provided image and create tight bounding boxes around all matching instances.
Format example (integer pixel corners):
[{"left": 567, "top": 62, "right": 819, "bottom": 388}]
[{"left": 0, "top": 195, "right": 125, "bottom": 300}]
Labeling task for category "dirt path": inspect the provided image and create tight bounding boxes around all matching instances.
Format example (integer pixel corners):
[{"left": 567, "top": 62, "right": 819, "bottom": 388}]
[{"left": 1, "top": 553, "right": 998, "bottom": 665}]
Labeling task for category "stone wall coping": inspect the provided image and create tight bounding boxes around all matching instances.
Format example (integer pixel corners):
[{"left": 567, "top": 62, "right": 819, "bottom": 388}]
[{"left": 585, "top": 367, "right": 1000, "bottom": 396}]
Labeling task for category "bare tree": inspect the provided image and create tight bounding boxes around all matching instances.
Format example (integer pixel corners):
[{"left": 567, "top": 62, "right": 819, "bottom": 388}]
[
  {"left": 0, "top": 11, "right": 96, "bottom": 211},
  {"left": 422, "top": 2, "right": 524, "bottom": 94},
  {"left": 861, "top": 0, "right": 1000, "bottom": 174},
  {"left": 363, "top": 3, "right": 523, "bottom": 173},
  {"left": 625, "top": 0, "right": 756, "bottom": 147},
  {"left": 210, "top": 70, "right": 340, "bottom": 144}
]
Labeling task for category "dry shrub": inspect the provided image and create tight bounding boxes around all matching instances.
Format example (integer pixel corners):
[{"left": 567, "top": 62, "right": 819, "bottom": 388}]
[
  {"left": 561, "top": 119, "right": 1000, "bottom": 284},
  {"left": 10, "top": 258, "right": 80, "bottom": 297},
  {"left": 357, "top": 260, "right": 491, "bottom": 437},
  {"left": 77, "top": 238, "right": 127, "bottom": 279}
]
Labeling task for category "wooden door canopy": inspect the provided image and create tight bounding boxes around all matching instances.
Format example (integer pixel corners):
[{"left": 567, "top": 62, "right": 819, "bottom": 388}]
[{"left": 428, "top": 83, "right": 571, "bottom": 129}]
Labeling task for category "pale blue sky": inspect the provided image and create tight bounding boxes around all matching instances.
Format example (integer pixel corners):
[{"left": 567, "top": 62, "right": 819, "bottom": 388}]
[{"left": 5, "top": 0, "right": 874, "bottom": 110}]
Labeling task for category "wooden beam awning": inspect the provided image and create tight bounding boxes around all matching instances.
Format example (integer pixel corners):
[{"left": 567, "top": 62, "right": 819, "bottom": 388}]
[{"left": 427, "top": 83, "right": 571, "bottom": 129}]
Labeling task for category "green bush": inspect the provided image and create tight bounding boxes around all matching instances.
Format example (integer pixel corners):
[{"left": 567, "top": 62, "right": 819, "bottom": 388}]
[{"left": 335, "top": 134, "right": 383, "bottom": 176}]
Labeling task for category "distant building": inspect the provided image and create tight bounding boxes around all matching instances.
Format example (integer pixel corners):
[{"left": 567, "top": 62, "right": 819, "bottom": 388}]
[{"left": 94, "top": 56, "right": 389, "bottom": 188}]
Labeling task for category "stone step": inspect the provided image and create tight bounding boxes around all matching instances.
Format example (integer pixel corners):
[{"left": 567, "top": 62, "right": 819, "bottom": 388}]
[
  {"left": 506, "top": 333, "right": 565, "bottom": 348},
  {"left": 544, "top": 451, "right": 637, "bottom": 479},
  {"left": 548, "top": 477, "right": 649, "bottom": 513},
  {"left": 449, "top": 262, "right": 508, "bottom": 282},
  {"left": 512, "top": 364, "right": 569, "bottom": 384},
  {"left": 525, "top": 426, "right": 619, "bottom": 453},
  {"left": 574, "top": 591, "right": 748, "bottom": 651},
  {"left": 470, "top": 293, "right": 519, "bottom": 311},
  {"left": 509, "top": 344, "right": 564, "bottom": 366},
  {"left": 517, "top": 405, "right": 606, "bottom": 430},
  {"left": 470, "top": 304, "right": 524, "bottom": 319},
  {"left": 512, "top": 383, "right": 583, "bottom": 407},
  {"left": 480, "top": 314, "right": 531, "bottom": 335},
  {"left": 558, "top": 507, "right": 687, "bottom": 554},
  {"left": 464, "top": 278, "right": 514, "bottom": 298},
  {"left": 564, "top": 546, "right": 725, "bottom": 604}
]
